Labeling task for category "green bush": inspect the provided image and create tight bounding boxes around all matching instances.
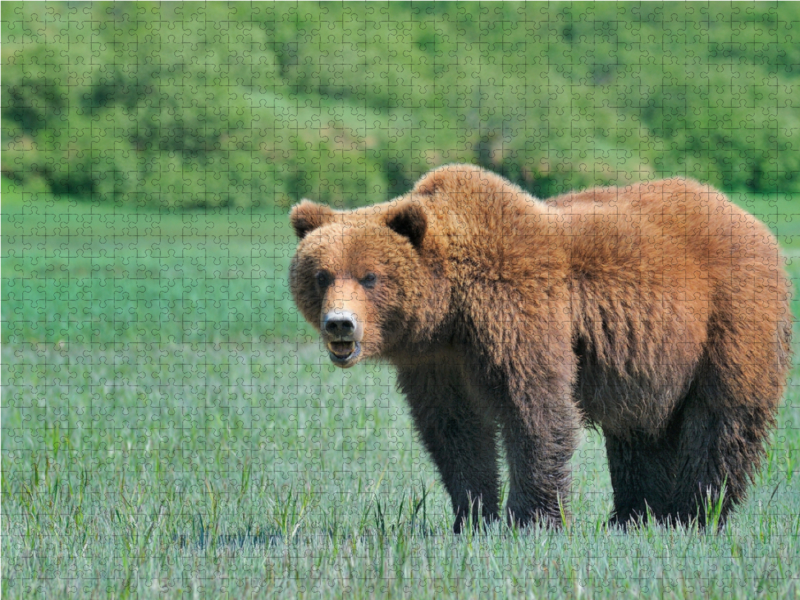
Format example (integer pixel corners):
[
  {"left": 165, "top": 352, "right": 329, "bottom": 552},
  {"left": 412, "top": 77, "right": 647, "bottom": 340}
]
[{"left": 2, "top": 2, "right": 798, "bottom": 208}]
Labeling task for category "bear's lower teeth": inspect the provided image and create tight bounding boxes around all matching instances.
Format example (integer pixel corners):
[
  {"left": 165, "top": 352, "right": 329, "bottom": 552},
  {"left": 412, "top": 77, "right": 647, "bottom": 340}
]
[{"left": 328, "top": 342, "right": 355, "bottom": 357}]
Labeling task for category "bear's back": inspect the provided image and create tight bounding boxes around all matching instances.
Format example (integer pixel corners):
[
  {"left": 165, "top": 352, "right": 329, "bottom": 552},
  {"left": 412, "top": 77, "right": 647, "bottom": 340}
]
[{"left": 548, "top": 178, "right": 779, "bottom": 274}]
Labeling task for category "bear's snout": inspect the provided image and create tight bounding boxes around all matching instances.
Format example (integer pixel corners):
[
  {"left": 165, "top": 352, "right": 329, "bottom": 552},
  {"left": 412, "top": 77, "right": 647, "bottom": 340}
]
[
  {"left": 321, "top": 309, "right": 364, "bottom": 367},
  {"left": 323, "top": 310, "right": 360, "bottom": 340}
]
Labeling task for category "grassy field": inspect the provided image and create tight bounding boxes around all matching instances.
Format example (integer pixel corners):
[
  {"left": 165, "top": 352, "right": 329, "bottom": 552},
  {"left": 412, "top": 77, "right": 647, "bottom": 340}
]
[{"left": 3, "top": 177, "right": 800, "bottom": 598}]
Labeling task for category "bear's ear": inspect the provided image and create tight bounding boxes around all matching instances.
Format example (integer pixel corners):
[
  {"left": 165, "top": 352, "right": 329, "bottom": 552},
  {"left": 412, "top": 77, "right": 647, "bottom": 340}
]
[
  {"left": 385, "top": 199, "right": 427, "bottom": 249},
  {"left": 290, "top": 200, "right": 335, "bottom": 239}
]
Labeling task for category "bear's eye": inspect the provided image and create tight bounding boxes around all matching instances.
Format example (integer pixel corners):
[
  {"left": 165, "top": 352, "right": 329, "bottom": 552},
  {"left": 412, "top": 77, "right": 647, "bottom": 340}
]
[
  {"left": 360, "top": 273, "right": 378, "bottom": 289},
  {"left": 315, "top": 270, "right": 333, "bottom": 289}
]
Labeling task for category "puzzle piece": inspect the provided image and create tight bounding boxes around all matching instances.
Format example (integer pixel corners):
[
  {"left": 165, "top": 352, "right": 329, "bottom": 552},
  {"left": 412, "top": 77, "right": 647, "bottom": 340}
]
[{"left": 2, "top": 3, "right": 799, "bottom": 598}]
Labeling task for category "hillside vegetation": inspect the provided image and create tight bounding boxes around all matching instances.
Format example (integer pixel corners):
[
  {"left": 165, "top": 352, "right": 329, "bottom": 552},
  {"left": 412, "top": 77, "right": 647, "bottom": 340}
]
[{"left": 3, "top": 2, "right": 799, "bottom": 208}]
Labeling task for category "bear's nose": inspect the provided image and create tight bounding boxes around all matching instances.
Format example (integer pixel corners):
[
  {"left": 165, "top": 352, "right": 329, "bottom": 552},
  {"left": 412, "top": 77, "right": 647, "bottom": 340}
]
[{"left": 323, "top": 311, "right": 356, "bottom": 338}]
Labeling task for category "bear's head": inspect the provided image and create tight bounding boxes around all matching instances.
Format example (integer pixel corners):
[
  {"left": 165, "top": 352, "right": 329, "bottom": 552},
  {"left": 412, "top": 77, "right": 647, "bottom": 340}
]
[{"left": 288, "top": 196, "right": 444, "bottom": 368}]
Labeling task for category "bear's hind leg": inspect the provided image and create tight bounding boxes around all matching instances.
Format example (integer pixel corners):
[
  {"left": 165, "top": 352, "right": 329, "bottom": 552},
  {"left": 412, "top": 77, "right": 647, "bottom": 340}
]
[
  {"left": 604, "top": 431, "right": 678, "bottom": 528},
  {"left": 397, "top": 365, "right": 501, "bottom": 534},
  {"left": 666, "top": 282, "right": 791, "bottom": 527},
  {"left": 668, "top": 394, "right": 776, "bottom": 528}
]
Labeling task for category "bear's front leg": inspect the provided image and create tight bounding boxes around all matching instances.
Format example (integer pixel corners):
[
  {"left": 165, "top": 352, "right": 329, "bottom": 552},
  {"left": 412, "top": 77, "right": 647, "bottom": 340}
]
[
  {"left": 396, "top": 363, "right": 500, "bottom": 533},
  {"left": 500, "top": 382, "right": 580, "bottom": 530}
]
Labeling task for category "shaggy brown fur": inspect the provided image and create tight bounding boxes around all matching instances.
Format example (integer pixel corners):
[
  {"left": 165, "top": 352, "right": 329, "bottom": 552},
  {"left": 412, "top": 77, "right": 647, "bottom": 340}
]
[{"left": 289, "top": 164, "right": 792, "bottom": 532}]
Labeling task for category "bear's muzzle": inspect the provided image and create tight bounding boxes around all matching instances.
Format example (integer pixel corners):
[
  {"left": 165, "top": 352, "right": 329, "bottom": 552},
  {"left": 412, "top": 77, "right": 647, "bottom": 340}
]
[{"left": 322, "top": 309, "right": 363, "bottom": 367}]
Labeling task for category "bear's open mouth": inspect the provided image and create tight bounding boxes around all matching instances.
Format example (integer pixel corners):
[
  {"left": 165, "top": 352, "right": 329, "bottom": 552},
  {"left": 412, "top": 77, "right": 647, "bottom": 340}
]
[
  {"left": 328, "top": 341, "right": 355, "bottom": 357},
  {"left": 326, "top": 340, "right": 360, "bottom": 365}
]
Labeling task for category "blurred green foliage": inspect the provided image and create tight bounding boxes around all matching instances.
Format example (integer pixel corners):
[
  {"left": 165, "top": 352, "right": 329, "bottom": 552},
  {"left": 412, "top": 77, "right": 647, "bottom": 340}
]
[{"left": 3, "top": 2, "right": 799, "bottom": 208}]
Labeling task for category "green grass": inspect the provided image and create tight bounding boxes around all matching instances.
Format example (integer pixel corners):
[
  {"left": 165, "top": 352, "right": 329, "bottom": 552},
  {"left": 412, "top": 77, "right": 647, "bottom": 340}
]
[{"left": 3, "top": 177, "right": 800, "bottom": 599}]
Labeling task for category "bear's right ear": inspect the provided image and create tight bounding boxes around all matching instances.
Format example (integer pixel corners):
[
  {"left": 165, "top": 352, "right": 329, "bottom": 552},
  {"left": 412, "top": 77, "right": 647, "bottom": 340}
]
[
  {"left": 385, "top": 199, "right": 427, "bottom": 249},
  {"left": 290, "top": 200, "right": 335, "bottom": 239}
]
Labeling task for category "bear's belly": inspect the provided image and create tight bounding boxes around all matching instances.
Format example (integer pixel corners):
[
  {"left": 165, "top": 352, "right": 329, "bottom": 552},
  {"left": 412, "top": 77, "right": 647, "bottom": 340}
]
[{"left": 573, "top": 352, "right": 695, "bottom": 438}]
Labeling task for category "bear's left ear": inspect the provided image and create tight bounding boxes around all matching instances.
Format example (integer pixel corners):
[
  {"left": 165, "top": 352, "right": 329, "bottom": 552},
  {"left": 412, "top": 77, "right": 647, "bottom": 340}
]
[
  {"left": 385, "top": 199, "right": 427, "bottom": 249},
  {"left": 290, "top": 200, "right": 335, "bottom": 239}
]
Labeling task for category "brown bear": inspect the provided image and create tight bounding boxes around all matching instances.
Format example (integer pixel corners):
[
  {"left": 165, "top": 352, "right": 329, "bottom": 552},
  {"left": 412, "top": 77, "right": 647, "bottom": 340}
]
[{"left": 289, "top": 164, "right": 792, "bottom": 532}]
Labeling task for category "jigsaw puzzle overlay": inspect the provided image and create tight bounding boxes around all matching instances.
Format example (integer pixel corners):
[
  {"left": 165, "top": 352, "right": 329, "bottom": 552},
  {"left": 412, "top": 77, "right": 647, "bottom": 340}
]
[{"left": 2, "top": 3, "right": 799, "bottom": 598}]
